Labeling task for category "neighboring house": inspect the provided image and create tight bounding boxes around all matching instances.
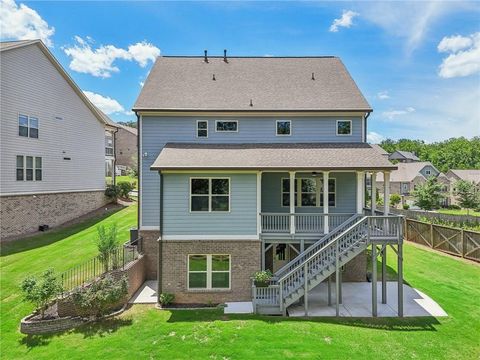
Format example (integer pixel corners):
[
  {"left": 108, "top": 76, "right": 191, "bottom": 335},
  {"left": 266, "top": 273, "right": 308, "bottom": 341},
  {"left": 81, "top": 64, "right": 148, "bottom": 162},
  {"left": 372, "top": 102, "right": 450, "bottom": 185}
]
[
  {"left": 97, "top": 110, "right": 119, "bottom": 181},
  {"left": 0, "top": 40, "right": 117, "bottom": 240},
  {"left": 115, "top": 124, "right": 137, "bottom": 174},
  {"left": 446, "top": 169, "right": 480, "bottom": 206},
  {"left": 376, "top": 161, "right": 449, "bottom": 207},
  {"left": 388, "top": 150, "right": 420, "bottom": 163},
  {"left": 133, "top": 53, "right": 402, "bottom": 315}
]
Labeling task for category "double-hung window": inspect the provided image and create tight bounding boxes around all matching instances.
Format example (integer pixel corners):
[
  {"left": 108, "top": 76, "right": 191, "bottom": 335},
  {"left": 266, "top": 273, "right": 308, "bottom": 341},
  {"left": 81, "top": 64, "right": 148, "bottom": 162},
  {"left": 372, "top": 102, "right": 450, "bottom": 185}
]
[
  {"left": 215, "top": 120, "right": 238, "bottom": 132},
  {"left": 18, "top": 114, "right": 39, "bottom": 138},
  {"left": 188, "top": 254, "right": 230, "bottom": 290},
  {"left": 336, "top": 120, "right": 352, "bottom": 136},
  {"left": 281, "top": 178, "right": 298, "bottom": 207},
  {"left": 282, "top": 178, "right": 336, "bottom": 207},
  {"left": 16, "top": 155, "right": 42, "bottom": 181},
  {"left": 197, "top": 120, "right": 208, "bottom": 138},
  {"left": 190, "top": 178, "right": 230, "bottom": 212},
  {"left": 105, "top": 135, "right": 114, "bottom": 156}
]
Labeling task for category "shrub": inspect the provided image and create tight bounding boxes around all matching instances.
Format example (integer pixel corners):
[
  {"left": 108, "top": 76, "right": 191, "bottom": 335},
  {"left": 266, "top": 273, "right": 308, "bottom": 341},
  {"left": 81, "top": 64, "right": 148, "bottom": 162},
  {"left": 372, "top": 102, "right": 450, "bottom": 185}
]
[
  {"left": 253, "top": 270, "right": 273, "bottom": 287},
  {"left": 72, "top": 275, "right": 128, "bottom": 318},
  {"left": 159, "top": 293, "right": 175, "bottom": 306},
  {"left": 447, "top": 204, "right": 461, "bottom": 210},
  {"left": 390, "top": 193, "right": 401, "bottom": 208},
  {"left": 21, "top": 269, "right": 63, "bottom": 319},
  {"left": 117, "top": 181, "right": 135, "bottom": 198},
  {"left": 105, "top": 184, "right": 119, "bottom": 199},
  {"left": 96, "top": 224, "right": 119, "bottom": 272},
  {"left": 403, "top": 203, "right": 410, "bottom": 210}
]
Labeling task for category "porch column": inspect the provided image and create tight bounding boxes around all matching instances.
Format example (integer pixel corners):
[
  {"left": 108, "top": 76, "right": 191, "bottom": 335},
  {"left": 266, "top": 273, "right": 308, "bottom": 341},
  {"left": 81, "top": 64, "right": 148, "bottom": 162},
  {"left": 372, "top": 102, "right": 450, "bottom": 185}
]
[
  {"left": 257, "top": 171, "right": 262, "bottom": 236},
  {"left": 383, "top": 171, "right": 390, "bottom": 215},
  {"left": 323, "top": 171, "right": 329, "bottom": 234},
  {"left": 356, "top": 171, "right": 364, "bottom": 214},
  {"left": 371, "top": 172, "right": 377, "bottom": 214},
  {"left": 289, "top": 171, "right": 296, "bottom": 234}
]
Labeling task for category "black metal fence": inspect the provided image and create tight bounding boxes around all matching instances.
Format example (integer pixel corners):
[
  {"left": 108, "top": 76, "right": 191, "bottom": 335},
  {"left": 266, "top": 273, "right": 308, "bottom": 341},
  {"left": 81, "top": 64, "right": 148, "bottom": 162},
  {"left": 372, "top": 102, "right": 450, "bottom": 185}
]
[{"left": 58, "top": 237, "right": 143, "bottom": 293}]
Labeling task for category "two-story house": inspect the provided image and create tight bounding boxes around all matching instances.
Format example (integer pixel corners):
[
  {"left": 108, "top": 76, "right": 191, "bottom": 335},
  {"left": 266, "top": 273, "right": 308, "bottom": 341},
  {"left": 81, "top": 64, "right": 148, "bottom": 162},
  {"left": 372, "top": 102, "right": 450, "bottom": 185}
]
[
  {"left": 114, "top": 124, "right": 138, "bottom": 175},
  {"left": 446, "top": 169, "right": 480, "bottom": 206},
  {"left": 0, "top": 40, "right": 117, "bottom": 240},
  {"left": 388, "top": 150, "right": 420, "bottom": 163},
  {"left": 134, "top": 53, "right": 403, "bottom": 316}
]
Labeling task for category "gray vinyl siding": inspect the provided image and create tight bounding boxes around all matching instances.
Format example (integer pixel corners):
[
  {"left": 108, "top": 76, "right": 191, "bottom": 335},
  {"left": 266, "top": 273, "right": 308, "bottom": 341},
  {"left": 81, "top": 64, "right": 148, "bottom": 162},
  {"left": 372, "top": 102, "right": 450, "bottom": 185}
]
[
  {"left": 141, "top": 116, "right": 363, "bottom": 227},
  {"left": 419, "top": 165, "right": 439, "bottom": 178},
  {"left": 261, "top": 172, "right": 357, "bottom": 214},
  {"left": 0, "top": 44, "right": 105, "bottom": 194},
  {"left": 162, "top": 173, "right": 257, "bottom": 235}
]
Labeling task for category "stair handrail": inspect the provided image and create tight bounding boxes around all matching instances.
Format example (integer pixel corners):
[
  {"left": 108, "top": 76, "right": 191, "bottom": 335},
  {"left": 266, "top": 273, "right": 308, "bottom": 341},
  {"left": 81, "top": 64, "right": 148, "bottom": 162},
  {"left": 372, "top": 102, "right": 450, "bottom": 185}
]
[
  {"left": 273, "top": 214, "right": 360, "bottom": 279},
  {"left": 277, "top": 216, "right": 369, "bottom": 284}
]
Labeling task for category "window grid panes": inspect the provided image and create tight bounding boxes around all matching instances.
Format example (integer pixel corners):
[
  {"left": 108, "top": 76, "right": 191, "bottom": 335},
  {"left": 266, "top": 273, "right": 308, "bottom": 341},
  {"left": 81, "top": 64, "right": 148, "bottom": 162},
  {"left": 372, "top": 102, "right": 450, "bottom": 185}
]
[
  {"left": 16, "top": 155, "right": 24, "bottom": 181},
  {"left": 29, "top": 117, "right": 39, "bottom": 138},
  {"left": 191, "top": 178, "right": 230, "bottom": 212},
  {"left": 282, "top": 178, "right": 298, "bottom": 207},
  {"left": 197, "top": 120, "right": 208, "bottom": 138},
  {"left": 16, "top": 155, "right": 42, "bottom": 181},
  {"left": 215, "top": 120, "right": 238, "bottom": 132},
  {"left": 337, "top": 120, "right": 352, "bottom": 135},
  {"left": 283, "top": 178, "right": 336, "bottom": 207},
  {"left": 18, "top": 115, "right": 39, "bottom": 138},
  {"left": 188, "top": 254, "right": 230, "bottom": 290}
]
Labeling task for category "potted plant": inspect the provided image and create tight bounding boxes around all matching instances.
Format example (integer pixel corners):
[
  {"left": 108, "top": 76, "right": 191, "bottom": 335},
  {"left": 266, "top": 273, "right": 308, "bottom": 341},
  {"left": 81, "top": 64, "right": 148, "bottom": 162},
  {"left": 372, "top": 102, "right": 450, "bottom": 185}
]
[{"left": 253, "top": 270, "right": 273, "bottom": 287}]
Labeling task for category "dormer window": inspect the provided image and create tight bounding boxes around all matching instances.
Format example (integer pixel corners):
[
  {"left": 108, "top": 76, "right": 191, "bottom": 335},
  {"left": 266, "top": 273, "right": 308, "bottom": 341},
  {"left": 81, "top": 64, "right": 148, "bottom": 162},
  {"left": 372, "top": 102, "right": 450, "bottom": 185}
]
[
  {"left": 336, "top": 120, "right": 352, "bottom": 136},
  {"left": 215, "top": 120, "right": 238, "bottom": 132},
  {"left": 276, "top": 120, "right": 291, "bottom": 136}
]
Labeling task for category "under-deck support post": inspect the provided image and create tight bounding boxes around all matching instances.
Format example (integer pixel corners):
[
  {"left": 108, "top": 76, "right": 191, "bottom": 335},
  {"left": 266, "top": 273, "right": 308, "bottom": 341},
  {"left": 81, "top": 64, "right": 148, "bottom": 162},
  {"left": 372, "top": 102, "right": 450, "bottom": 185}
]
[
  {"left": 327, "top": 276, "right": 332, "bottom": 306},
  {"left": 372, "top": 244, "right": 377, "bottom": 317},
  {"left": 382, "top": 246, "right": 387, "bottom": 304},
  {"left": 304, "top": 263, "right": 308, "bottom": 316},
  {"left": 339, "top": 270, "right": 343, "bottom": 304},
  {"left": 300, "top": 239, "right": 305, "bottom": 253},
  {"left": 323, "top": 171, "right": 330, "bottom": 234},
  {"left": 335, "top": 241, "right": 339, "bottom": 316},
  {"left": 398, "top": 242, "right": 404, "bottom": 317}
]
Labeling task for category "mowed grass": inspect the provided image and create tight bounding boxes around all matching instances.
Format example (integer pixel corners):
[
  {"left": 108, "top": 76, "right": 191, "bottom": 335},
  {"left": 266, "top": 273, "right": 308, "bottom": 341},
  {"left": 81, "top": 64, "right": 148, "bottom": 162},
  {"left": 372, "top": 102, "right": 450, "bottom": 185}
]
[
  {"left": 437, "top": 208, "right": 480, "bottom": 217},
  {"left": 1, "top": 206, "right": 479, "bottom": 359}
]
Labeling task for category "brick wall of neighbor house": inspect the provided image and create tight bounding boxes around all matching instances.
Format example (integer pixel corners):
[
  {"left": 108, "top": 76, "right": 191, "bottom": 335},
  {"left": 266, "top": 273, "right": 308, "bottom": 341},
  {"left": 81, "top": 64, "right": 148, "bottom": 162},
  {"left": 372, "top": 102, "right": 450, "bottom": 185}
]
[
  {"left": 0, "top": 190, "right": 108, "bottom": 240},
  {"left": 342, "top": 251, "right": 367, "bottom": 282},
  {"left": 115, "top": 127, "right": 137, "bottom": 170},
  {"left": 139, "top": 230, "right": 160, "bottom": 280},
  {"left": 161, "top": 240, "right": 261, "bottom": 304}
]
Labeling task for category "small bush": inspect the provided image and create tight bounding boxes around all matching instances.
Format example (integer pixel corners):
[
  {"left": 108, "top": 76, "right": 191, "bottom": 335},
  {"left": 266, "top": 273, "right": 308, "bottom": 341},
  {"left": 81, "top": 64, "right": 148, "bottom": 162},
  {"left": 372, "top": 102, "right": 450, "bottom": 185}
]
[
  {"left": 72, "top": 275, "right": 128, "bottom": 318},
  {"left": 105, "top": 184, "right": 119, "bottom": 199},
  {"left": 117, "top": 181, "right": 135, "bottom": 198},
  {"left": 403, "top": 203, "right": 410, "bottom": 210},
  {"left": 21, "top": 269, "right": 63, "bottom": 319},
  {"left": 159, "top": 293, "right": 175, "bottom": 306},
  {"left": 447, "top": 204, "right": 461, "bottom": 210},
  {"left": 253, "top": 270, "right": 273, "bottom": 287},
  {"left": 390, "top": 193, "right": 401, "bottom": 208},
  {"left": 96, "top": 224, "right": 119, "bottom": 272}
]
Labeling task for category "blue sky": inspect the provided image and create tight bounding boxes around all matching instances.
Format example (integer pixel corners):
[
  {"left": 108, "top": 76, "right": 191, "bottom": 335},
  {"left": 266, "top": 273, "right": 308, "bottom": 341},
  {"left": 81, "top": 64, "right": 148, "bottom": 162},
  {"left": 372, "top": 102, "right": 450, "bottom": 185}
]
[{"left": 1, "top": 1, "right": 479, "bottom": 142}]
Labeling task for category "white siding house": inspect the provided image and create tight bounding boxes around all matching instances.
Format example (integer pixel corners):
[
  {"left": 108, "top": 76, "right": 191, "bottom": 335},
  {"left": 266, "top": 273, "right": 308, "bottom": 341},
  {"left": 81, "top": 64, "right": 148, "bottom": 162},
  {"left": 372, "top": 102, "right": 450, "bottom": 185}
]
[{"left": 0, "top": 40, "right": 117, "bottom": 239}]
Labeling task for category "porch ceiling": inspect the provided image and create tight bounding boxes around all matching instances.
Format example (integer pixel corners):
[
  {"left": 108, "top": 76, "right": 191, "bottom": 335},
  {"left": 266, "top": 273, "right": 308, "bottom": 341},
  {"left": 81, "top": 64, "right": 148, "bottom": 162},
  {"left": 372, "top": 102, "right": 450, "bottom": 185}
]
[{"left": 151, "top": 143, "right": 397, "bottom": 171}]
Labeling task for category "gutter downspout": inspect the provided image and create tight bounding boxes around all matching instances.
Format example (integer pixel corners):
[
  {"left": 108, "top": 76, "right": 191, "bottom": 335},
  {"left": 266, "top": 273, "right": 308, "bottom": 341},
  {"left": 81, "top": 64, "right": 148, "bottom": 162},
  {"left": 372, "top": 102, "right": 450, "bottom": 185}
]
[
  {"left": 157, "top": 171, "right": 163, "bottom": 304},
  {"left": 135, "top": 112, "right": 140, "bottom": 229},
  {"left": 364, "top": 111, "right": 372, "bottom": 143}
]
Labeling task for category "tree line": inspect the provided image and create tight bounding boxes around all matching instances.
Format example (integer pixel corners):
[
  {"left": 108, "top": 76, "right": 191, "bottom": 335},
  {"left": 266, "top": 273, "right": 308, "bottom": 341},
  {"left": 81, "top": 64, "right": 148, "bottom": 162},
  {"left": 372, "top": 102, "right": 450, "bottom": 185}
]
[{"left": 379, "top": 137, "right": 480, "bottom": 173}]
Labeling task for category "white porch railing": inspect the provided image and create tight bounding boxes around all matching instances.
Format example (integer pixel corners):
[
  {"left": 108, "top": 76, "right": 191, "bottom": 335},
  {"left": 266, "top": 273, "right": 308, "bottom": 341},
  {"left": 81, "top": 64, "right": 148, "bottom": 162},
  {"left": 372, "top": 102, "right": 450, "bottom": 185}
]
[{"left": 260, "top": 213, "right": 354, "bottom": 234}]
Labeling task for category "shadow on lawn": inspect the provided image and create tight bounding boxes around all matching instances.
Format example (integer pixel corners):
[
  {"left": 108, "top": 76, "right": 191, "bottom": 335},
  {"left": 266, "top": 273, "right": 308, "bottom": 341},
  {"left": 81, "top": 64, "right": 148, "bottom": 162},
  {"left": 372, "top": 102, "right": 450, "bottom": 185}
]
[
  {"left": 1, "top": 204, "right": 125, "bottom": 257},
  {"left": 19, "top": 317, "right": 133, "bottom": 350},
  {"left": 166, "top": 309, "right": 440, "bottom": 332}
]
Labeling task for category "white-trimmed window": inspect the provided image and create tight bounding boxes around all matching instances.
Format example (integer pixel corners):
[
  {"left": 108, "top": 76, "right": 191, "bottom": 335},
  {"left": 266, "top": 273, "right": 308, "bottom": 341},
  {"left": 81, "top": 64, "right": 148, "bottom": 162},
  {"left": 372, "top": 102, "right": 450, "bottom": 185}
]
[
  {"left": 215, "top": 120, "right": 238, "bottom": 132},
  {"left": 336, "top": 120, "right": 352, "bottom": 136},
  {"left": 276, "top": 120, "right": 291, "bottom": 136},
  {"left": 197, "top": 120, "right": 208, "bottom": 138},
  {"left": 105, "top": 135, "right": 113, "bottom": 156},
  {"left": 16, "top": 155, "right": 42, "bottom": 181},
  {"left": 190, "top": 178, "right": 230, "bottom": 212},
  {"left": 19, "top": 114, "right": 39, "bottom": 138},
  {"left": 282, "top": 178, "right": 336, "bottom": 207},
  {"left": 425, "top": 169, "right": 431, "bottom": 176},
  {"left": 188, "top": 254, "right": 230, "bottom": 290}
]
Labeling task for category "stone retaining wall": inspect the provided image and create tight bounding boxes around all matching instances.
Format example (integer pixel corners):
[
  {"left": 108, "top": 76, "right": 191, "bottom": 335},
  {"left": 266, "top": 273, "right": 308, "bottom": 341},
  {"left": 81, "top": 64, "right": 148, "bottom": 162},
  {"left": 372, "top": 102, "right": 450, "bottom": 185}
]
[{"left": 20, "top": 313, "right": 87, "bottom": 335}]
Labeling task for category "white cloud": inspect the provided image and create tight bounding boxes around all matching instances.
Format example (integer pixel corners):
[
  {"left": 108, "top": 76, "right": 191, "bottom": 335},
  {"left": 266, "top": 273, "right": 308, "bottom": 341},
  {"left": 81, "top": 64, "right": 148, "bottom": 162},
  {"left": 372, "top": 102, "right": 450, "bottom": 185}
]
[
  {"left": 382, "top": 107, "right": 415, "bottom": 120},
  {"left": 63, "top": 36, "right": 160, "bottom": 78},
  {"left": 367, "top": 131, "right": 385, "bottom": 144},
  {"left": 438, "top": 32, "right": 480, "bottom": 78},
  {"left": 329, "top": 10, "right": 359, "bottom": 32},
  {"left": 377, "top": 91, "right": 390, "bottom": 100},
  {"left": 0, "top": 0, "right": 55, "bottom": 47},
  {"left": 83, "top": 90, "right": 125, "bottom": 115}
]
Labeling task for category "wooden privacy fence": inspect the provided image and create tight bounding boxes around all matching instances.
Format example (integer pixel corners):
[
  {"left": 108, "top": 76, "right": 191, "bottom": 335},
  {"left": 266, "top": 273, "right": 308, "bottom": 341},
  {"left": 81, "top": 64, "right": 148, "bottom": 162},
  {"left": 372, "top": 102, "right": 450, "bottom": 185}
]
[{"left": 405, "top": 219, "right": 480, "bottom": 262}]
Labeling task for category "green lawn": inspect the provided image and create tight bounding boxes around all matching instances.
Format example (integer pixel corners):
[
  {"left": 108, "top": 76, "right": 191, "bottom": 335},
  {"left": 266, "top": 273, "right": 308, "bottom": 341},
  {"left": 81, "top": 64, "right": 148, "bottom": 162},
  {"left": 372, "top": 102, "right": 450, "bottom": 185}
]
[
  {"left": 1, "top": 206, "right": 479, "bottom": 359},
  {"left": 106, "top": 176, "right": 138, "bottom": 189},
  {"left": 437, "top": 208, "right": 480, "bottom": 217}
]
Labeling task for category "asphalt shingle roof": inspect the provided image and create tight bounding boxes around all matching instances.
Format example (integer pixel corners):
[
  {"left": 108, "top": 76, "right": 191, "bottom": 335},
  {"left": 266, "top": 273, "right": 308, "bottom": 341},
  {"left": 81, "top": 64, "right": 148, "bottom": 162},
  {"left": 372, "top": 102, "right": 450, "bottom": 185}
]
[
  {"left": 151, "top": 143, "right": 396, "bottom": 171},
  {"left": 134, "top": 56, "right": 371, "bottom": 111}
]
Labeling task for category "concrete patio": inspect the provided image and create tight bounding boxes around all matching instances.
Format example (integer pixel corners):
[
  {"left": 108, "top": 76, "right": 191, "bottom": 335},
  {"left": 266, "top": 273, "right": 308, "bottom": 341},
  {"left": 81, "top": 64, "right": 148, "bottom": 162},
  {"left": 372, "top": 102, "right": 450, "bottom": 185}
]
[
  {"left": 129, "top": 280, "right": 157, "bottom": 303},
  {"left": 288, "top": 281, "right": 448, "bottom": 317}
]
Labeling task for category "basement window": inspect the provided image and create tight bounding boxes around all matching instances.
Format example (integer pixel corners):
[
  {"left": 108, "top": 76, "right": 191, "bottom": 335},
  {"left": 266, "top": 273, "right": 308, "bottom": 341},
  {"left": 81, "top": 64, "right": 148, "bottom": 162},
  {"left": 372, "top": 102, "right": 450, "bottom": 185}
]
[{"left": 188, "top": 254, "right": 230, "bottom": 290}]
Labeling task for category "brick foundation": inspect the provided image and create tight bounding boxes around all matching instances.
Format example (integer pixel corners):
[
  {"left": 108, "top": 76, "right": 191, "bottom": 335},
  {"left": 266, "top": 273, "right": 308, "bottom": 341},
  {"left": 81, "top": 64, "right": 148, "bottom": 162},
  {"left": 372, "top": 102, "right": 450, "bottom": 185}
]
[
  {"left": 139, "top": 230, "right": 160, "bottom": 280},
  {"left": 0, "top": 190, "right": 109, "bottom": 240},
  {"left": 342, "top": 251, "right": 367, "bottom": 282},
  {"left": 161, "top": 240, "right": 261, "bottom": 304}
]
